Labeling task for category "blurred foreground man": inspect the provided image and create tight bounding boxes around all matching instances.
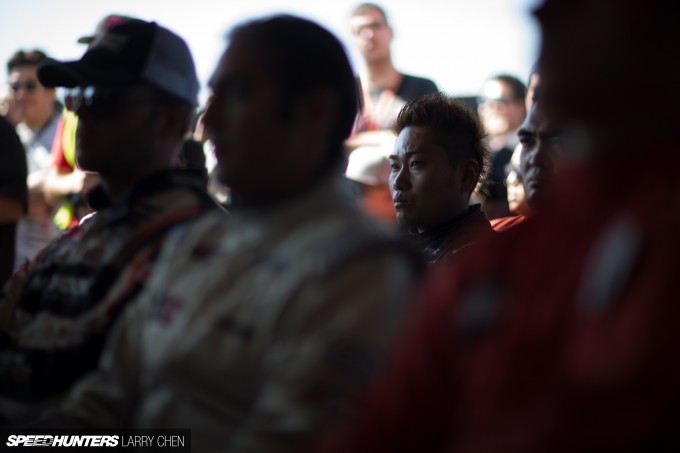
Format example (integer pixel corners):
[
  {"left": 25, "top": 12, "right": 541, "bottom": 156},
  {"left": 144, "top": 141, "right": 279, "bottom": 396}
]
[
  {"left": 0, "top": 20, "right": 217, "bottom": 424},
  {"left": 314, "top": 0, "right": 680, "bottom": 451},
  {"left": 49, "top": 15, "right": 421, "bottom": 452},
  {"left": 0, "top": 116, "right": 26, "bottom": 285}
]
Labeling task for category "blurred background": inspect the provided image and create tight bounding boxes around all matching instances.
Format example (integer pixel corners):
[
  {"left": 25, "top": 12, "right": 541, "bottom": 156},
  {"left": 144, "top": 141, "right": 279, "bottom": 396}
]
[{"left": 0, "top": 0, "right": 541, "bottom": 105}]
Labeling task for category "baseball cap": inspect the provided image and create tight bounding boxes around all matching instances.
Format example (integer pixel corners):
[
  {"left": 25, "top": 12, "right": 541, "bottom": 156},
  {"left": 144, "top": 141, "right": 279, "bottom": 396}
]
[
  {"left": 37, "top": 20, "right": 199, "bottom": 106},
  {"left": 345, "top": 145, "right": 391, "bottom": 187},
  {"left": 77, "top": 14, "right": 135, "bottom": 45}
]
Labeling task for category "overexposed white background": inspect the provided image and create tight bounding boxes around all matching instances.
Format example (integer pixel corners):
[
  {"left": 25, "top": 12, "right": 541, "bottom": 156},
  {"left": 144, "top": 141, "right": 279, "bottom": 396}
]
[{"left": 0, "top": 0, "right": 542, "bottom": 105}]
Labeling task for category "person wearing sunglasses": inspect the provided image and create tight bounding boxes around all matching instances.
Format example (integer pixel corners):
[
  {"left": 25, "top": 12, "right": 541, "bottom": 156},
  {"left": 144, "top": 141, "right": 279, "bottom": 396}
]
[
  {"left": 474, "top": 74, "right": 528, "bottom": 221},
  {"left": 43, "top": 15, "right": 137, "bottom": 232},
  {"left": 347, "top": 3, "right": 439, "bottom": 152},
  {"left": 0, "top": 19, "right": 219, "bottom": 425},
  {"left": 5, "top": 49, "right": 62, "bottom": 269}
]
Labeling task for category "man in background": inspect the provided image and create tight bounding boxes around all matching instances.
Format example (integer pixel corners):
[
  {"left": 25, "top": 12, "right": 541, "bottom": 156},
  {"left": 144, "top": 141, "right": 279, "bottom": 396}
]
[
  {"left": 475, "top": 74, "right": 527, "bottom": 219},
  {"left": 348, "top": 2, "right": 438, "bottom": 149},
  {"left": 6, "top": 50, "right": 61, "bottom": 268}
]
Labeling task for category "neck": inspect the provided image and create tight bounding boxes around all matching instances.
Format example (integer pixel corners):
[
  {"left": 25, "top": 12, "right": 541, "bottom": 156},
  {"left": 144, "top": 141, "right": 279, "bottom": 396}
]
[
  {"left": 24, "top": 110, "right": 53, "bottom": 131},
  {"left": 363, "top": 58, "right": 400, "bottom": 90},
  {"left": 99, "top": 179, "right": 134, "bottom": 206},
  {"left": 415, "top": 204, "right": 472, "bottom": 234},
  {"left": 229, "top": 169, "right": 335, "bottom": 211},
  {"left": 100, "top": 167, "right": 169, "bottom": 205}
]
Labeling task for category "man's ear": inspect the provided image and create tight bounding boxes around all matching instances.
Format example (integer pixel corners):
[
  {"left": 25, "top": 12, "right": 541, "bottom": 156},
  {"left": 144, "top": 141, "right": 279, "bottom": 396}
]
[
  {"left": 160, "top": 104, "right": 192, "bottom": 141},
  {"left": 460, "top": 158, "right": 480, "bottom": 194},
  {"left": 294, "top": 86, "right": 338, "bottom": 137}
]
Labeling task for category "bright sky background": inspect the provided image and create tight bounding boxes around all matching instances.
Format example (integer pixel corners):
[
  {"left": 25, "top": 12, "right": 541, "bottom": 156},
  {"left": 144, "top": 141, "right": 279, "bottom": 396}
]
[{"left": 0, "top": 0, "right": 542, "bottom": 105}]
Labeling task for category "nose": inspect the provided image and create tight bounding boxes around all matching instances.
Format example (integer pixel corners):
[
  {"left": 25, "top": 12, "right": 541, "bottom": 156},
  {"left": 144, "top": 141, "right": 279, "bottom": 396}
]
[
  {"left": 530, "top": 141, "right": 554, "bottom": 170},
  {"left": 359, "top": 27, "right": 375, "bottom": 39},
  {"left": 391, "top": 167, "right": 410, "bottom": 192}
]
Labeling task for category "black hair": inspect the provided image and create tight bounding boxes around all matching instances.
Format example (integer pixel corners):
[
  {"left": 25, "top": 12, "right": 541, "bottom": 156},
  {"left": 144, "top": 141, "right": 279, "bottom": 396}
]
[
  {"left": 7, "top": 49, "right": 49, "bottom": 73},
  {"left": 491, "top": 74, "right": 527, "bottom": 103},
  {"left": 229, "top": 15, "right": 358, "bottom": 170},
  {"left": 395, "top": 92, "right": 489, "bottom": 190}
]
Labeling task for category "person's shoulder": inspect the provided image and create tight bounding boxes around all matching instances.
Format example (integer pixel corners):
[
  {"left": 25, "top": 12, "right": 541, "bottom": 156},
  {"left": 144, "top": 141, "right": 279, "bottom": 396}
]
[
  {"left": 491, "top": 215, "right": 528, "bottom": 232},
  {"left": 0, "top": 115, "right": 15, "bottom": 134},
  {"left": 397, "top": 74, "right": 439, "bottom": 101},
  {"left": 0, "top": 115, "right": 24, "bottom": 154}
]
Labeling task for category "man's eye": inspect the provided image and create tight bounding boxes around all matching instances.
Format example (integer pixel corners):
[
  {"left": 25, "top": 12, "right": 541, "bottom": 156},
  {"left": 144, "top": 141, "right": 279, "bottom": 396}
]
[
  {"left": 389, "top": 162, "right": 400, "bottom": 171},
  {"left": 410, "top": 161, "right": 423, "bottom": 168},
  {"left": 549, "top": 137, "right": 565, "bottom": 149}
]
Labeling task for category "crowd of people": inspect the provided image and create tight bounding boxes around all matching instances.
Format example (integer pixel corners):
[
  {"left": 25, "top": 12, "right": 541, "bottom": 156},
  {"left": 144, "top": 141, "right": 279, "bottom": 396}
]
[{"left": 0, "top": 0, "right": 677, "bottom": 450}]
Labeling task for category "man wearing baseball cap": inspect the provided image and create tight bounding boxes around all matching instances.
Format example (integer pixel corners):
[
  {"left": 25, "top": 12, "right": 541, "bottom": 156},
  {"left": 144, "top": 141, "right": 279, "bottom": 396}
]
[
  {"left": 0, "top": 19, "right": 218, "bottom": 424},
  {"left": 43, "top": 14, "right": 136, "bottom": 230}
]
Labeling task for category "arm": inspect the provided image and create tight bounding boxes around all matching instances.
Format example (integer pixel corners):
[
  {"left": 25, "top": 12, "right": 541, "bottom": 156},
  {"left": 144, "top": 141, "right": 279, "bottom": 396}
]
[{"left": 42, "top": 289, "right": 146, "bottom": 428}]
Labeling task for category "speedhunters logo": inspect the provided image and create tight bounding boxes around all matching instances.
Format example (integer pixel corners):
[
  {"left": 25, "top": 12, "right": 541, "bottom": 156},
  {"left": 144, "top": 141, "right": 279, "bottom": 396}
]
[
  {"left": 6, "top": 435, "right": 118, "bottom": 447},
  {"left": 0, "top": 430, "right": 190, "bottom": 451}
]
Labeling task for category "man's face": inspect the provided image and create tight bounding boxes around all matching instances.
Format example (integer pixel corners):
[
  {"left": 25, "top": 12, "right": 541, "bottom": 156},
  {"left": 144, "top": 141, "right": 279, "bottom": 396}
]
[
  {"left": 202, "top": 40, "right": 326, "bottom": 204},
  {"left": 350, "top": 8, "right": 393, "bottom": 63},
  {"left": 389, "top": 126, "right": 467, "bottom": 232},
  {"left": 478, "top": 79, "right": 526, "bottom": 137},
  {"left": 9, "top": 65, "right": 55, "bottom": 126},
  {"left": 72, "top": 84, "right": 162, "bottom": 177},
  {"left": 518, "top": 102, "right": 568, "bottom": 211}
]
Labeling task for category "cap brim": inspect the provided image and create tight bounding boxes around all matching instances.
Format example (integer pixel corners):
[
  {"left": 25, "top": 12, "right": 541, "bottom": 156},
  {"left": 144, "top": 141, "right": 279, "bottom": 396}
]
[
  {"left": 37, "top": 59, "right": 86, "bottom": 88},
  {"left": 38, "top": 58, "right": 139, "bottom": 88}
]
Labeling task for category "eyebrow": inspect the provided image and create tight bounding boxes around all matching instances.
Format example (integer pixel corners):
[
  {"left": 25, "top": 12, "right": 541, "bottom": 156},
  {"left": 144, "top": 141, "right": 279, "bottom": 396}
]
[
  {"left": 388, "top": 151, "right": 425, "bottom": 160},
  {"left": 539, "top": 129, "right": 567, "bottom": 139}
]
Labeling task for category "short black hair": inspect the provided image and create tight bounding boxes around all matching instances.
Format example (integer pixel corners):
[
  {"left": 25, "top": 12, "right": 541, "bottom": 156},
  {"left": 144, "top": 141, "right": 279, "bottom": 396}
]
[
  {"left": 229, "top": 15, "right": 358, "bottom": 170},
  {"left": 7, "top": 49, "right": 48, "bottom": 73},
  {"left": 395, "top": 92, "right": 489, "bottom": 190},
  {"left": 491, "top": 74, "right": 527, "bottom": 102}
]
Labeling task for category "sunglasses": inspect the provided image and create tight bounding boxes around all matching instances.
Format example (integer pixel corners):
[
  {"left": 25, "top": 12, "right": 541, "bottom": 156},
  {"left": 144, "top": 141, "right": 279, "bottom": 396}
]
[
  {"left": 352, "top": 21, "right": 388, "bottom": 36},
  {"left": 478, "top": 96, "right": 515, "bottom": 107},
  {"left": 10, "top": 81, "right": 39, "bottom": 92},
  {"left": 64, "top": 85, "right": 164, "bottom": 118}
]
